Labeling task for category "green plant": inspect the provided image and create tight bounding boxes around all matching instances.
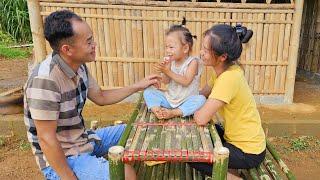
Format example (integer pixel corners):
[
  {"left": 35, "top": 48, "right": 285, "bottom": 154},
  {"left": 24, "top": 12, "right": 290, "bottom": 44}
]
[
  {"left": 0, "top": 0, "right": 31, "bottom": 43},
  {"left": 290, "top": 136, "right": 309, "bottom": 151},
  {"left": 0, "top": 137, "right": 5, "bottom": 147},
  {"left": 0, "top": 44, "right": 31, "bottom": 59},
  {"left": 19, "top": 140, "right": 30, "bottom": 151},
  {"left": 0, "top": 30, "right": 14, "bottom": 45}
]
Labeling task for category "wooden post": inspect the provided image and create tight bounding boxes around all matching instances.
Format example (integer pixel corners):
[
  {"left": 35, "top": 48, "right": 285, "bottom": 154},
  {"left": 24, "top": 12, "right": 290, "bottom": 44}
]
[
  {"left": 27, "top": 0, "right": 47, "bottom": 63},
  {"left": 213, "top": 147, "right": 229, "bottom": 180},
  {"left": 284, "top": 0, "right": 304, "bottom": 103},
  {"left": 108, "top": 146, "right": 125, "bottom": 180}
]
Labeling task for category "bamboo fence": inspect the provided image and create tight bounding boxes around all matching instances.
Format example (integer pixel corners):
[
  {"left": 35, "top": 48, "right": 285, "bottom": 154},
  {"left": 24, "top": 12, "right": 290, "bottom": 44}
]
[
  {"left": 298, "top": 0, "right": 320, "bottom": 74},
  {"left": 27, "top": 0, "right": 304, "bottom": 104}
]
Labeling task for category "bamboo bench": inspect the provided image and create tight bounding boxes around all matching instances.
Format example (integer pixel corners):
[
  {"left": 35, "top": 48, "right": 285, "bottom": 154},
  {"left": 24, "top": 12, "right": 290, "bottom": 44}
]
[{"left": 108, "top": 95, "right": 295, "bottom": 180}]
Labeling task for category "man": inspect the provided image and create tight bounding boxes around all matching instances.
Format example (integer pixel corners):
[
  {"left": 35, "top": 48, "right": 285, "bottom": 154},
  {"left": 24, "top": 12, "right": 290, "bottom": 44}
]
[{"left": 24, "top": 10, "right": 160, "bottom": 180}]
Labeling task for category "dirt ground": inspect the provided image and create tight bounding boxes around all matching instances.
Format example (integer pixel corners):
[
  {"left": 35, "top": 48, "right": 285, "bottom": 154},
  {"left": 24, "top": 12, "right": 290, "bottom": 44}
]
[{"left": 1, "top": 57, "right": 320, "bottom": 179}]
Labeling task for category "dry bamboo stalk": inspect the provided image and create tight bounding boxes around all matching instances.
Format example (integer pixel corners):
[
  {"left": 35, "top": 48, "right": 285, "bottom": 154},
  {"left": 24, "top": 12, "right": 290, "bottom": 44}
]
[
  {"left": 137, "top": 10, "right": 145, "bottom": 81},
  {"left": 125, "top": 9, "right": 134, "bottom": 85},
  {"left": 97, "top": 8, "right": 108, "bottom": 87},
  {"left": 102, "top": 8, "right": 111, "bottom": 87},
  {"left": 275, "top": 13, "right": 286, "bottom": 93},
  {"left": 163, "top": 163, "right": 170, "bottom": 180},
  {"left": 254, "top": 13, "right": 263, "bottom": 92},
  {"left": 150, "top": 164, "right": 157, "bottom": 180},
  {"left": 44, "top": 6, "right": 52, "bottom": 54},
  {"left": 198, "top": 126, "right": 209, "bottom": 152},
  {"left": 270, "top": 13, "right": 280, "bottom": 93},
  {"left": 285, "top": 0, "right": 304, "bottom": 103},
  {"left": 105, "top": 8, "right": 115, "bottom": 87},
  {"left": 195, "top": 11, "right": 201, "bottom": 57},
  {"left": 159, "top": 10, "right": 165, "bottom": 60},
  {"left": 28, "top": 0, "right": 47, "bottom": 63},
  {"left": 156, "top": 164, "right": 165, "bottom": 180},
  {"left": 281, "top": 13, "right": 293, "bottom": 93},
  {"left": 250, "top": 13, "right": 257, "bottom": 91},
  {"left": 260, "top": 13, "right": 269, "bottom": 93},
  {"left": 147, "top": 10, "right": 155, "bottom": 75},
  {"left": 84, "top": 8, "right": 95, "bottom": 80},
  {"left": 153, "top": 10, "right": 160, "bottom": 61},
  {"left": 113, "top": 8, "right": 121, "bottom": 87},
  {"left": 142, "top": 10, "right": 149, "bottom": 77},
  {"left": 131, "top": 10, "right": 139, "bottom": 84},
  {"left": 264, "top": 13, "right": 274, "bottom": 94},
  {"left": 40, "top": 1, "right": 295, "bottom": 10},
  {"left": 119, "top": 8, "right": 126, "bottom": 87},
  {"left": 91, "top": 8, "right": 103, "bottom": 86}
]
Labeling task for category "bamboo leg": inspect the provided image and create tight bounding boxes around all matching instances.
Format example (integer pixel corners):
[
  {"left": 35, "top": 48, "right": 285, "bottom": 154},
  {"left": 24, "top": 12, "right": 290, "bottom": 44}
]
[
  {"left": 212, "top": 147, "right": 229, "bottom": 180},
  {"left": 109, "top": 146, "right": 125, "bottom": 180}
]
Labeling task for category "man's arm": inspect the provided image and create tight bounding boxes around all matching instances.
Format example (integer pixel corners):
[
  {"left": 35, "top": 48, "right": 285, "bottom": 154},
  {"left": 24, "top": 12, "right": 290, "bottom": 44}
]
[
  {"left": 88, "top": 74, "right": 161, "bottom": 105},
  {"left": 34, "top": 120, "right": 77, "bottom": 180}
]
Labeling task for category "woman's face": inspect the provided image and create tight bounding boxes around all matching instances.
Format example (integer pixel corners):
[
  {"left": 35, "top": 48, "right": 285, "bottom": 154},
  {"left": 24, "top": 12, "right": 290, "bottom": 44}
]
[{"left": 200, "top": 35, "right": 219, "bottom": 67}]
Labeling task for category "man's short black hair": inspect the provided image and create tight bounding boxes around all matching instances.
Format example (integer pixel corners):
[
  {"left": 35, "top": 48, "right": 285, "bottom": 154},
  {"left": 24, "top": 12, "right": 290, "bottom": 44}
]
[{"left": 44, "top": 10, "right": 82, "bottom": 51}]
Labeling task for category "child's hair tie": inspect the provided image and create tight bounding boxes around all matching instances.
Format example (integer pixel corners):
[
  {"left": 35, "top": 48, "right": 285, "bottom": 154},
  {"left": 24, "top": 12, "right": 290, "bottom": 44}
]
[{"left": 192, "top": 35, "right": 197, "bottom": 39}]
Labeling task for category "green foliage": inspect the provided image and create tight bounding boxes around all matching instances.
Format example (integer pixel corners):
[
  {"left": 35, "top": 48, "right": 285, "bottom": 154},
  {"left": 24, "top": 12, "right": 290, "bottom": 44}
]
[
  {"left": 0, "top": 137, "right": 4, "bottom": 147},
  {"left": 0, "top": 30, "right": 14, "bottom": 45},
  {"left": 0, "top": 44, "right": 31, "bottom": 59},
  {"left": 0, "top": 0, "right": 31, "bottom": 43},
  {"left": 290, "top": 136, "right": 309, "bottom": 151},
  {"left": 19, "top": 140, "right": 31, "bottom": 151}
]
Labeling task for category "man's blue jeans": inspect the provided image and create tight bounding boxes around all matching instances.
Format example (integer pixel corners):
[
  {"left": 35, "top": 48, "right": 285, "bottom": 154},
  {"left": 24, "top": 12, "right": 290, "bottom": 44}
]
[
  {"left": 143, "top": 88, "right": 206, "bottom": 117},
  {"left": 41, "top": 124, "right": 126, "bottom": 180}
]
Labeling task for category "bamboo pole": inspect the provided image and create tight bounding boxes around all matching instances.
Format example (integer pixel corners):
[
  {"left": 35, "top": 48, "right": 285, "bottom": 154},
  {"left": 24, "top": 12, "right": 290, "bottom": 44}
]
[
  {"left": 213, "top": 147, "right": 229, "bottom": 180},
  {"left": 254, "top": 13, "right": 263, "bottom": 93},
  {"left": 40, "top": 0, "right": 296, "bottom": 9},
  {"left": 125, "top": 9, "right": 134, "bottom": 85},
  {"left": 108, "top": 146, "right": 125, "bottom": 180},
  {"left": 266, "top": 140, "right": 295, "bottom": 180},
  {"left": 117, "top": 94, "right": 143, "bottom": 146},
  {"left": 106, "top": 8, "right": 115, "bottom": 87},
  {"left": 27, "top": 0, "right": 47, "bottom": 63},
  {"left": 248, "top": 168, "right": 260, "bottom": 180},
  {"left": 284, "top": 0, "right": 304, "bottom": 103},
  {"left": 281, "top": 13, "right": 292, "bottom": 93},
  {"left": 257, "top": 164, "right": 272, "bottom": 180},
  {"left": 97, "top": 8, "right": 108, "bottom": 87},
  {"left": 275, "top": 13, "right": 286, "bottom": 93},
  {"left": 137, "top": 10, "right": 145, "bottom": 81},
  {"left": 131, "top": 10, "right": 139, "bottom": 84},
  {"left": 264, "top": 154, "right": 283, "bottom": 180}
]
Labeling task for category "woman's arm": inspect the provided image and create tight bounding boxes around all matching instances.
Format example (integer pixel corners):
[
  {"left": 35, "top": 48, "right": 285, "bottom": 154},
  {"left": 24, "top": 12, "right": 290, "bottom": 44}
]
[
  {"left": 200, "top": 84, "right": 212, "bottom": 98},
  {"left": 194, "top": 98, "right": 225, "bottom": 126}
]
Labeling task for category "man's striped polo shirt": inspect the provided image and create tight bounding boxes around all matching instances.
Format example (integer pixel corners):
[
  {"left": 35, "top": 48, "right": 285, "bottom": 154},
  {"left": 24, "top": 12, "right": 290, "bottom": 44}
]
[{"left": 24, "top": 53, "right": 100, "bottom": 170}]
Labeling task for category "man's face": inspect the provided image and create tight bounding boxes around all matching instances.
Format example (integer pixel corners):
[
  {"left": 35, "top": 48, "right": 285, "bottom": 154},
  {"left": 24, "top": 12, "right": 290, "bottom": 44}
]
[{"left": 64, "top": 20, "right": 96, "bottom": 64}]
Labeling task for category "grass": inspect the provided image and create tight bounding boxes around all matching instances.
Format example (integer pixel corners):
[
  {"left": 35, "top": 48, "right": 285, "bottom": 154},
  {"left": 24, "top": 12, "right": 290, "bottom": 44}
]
[
  {"left": 0, "top": 0, "right": 31, "bottom": 43},
  {"left": 290, "top": 136, "right": 309, "bottom": 151},
  {"left": 0, "top": 44, "right": 31, "bottom": 59}
]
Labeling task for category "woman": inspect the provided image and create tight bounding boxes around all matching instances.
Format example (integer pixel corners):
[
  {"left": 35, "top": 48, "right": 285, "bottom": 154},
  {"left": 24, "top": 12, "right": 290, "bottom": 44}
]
[{"left": 191, "top": 24, "right": 266, "bottom": 179}]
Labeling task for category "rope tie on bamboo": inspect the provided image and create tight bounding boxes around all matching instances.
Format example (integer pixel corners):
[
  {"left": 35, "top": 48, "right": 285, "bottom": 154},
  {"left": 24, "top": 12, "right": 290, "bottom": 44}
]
[{"left": 122, "top": 149, "right": 214, "bottom": 163}]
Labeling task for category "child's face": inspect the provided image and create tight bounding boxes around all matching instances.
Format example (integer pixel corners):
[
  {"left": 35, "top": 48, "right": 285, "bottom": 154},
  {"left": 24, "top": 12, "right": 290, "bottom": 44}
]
[{"left": 165, "top": 32, "right": 189, "bottom": 62}]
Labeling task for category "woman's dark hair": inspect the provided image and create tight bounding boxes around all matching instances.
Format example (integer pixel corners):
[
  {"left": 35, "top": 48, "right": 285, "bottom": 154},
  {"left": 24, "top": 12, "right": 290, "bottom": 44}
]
[
  {"left": 166, "top": 17, "right": 197, "bottom": 50},
  {"left": 204, "top": 24, "right": 253, "bottom": 64},
  {"left": 44, "top": 10, "right": 82, "bottom": 52}
]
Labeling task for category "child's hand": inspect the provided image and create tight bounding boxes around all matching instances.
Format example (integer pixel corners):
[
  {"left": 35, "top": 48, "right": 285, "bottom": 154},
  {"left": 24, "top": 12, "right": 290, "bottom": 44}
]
[{"left": 155, "top": 57, "right": 171, "bottom": 74}]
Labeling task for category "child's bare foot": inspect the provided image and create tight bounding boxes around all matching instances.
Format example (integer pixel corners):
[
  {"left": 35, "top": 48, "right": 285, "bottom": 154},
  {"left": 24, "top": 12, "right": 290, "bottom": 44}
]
[
  {"left": 160, "top": 108, "right": 183, "bottom": 119},
  {"left": 151, "top": 107, "right": 163, "bottom": 119}
]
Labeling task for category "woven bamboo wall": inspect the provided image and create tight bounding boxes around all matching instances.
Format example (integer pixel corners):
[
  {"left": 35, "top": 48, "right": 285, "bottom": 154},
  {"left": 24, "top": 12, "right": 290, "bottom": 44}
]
[
  {"left": 298, "top": 0, "right": 320, "bottom": 74},
  {"left": 27, "top": 0, "right": 304, "bottom": 104}
]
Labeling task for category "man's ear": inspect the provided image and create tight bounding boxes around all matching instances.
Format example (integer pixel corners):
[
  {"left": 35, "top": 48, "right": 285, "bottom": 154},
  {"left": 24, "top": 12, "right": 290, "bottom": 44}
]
[{"left": 60, "top": 44, "right": 73, "bottom": 56}]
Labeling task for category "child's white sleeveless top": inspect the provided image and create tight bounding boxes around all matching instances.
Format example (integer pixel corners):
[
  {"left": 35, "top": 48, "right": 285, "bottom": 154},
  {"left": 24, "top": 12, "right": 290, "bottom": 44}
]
[{"left": 164, "top": 56, "right": 203, "bottom": 108}]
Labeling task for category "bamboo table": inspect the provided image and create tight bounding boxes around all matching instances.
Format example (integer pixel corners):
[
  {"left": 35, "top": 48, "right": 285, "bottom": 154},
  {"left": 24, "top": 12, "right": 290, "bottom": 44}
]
[
  {"left": 108, "top": 95, "right": 296, "bottom": 180},
  {"left": 109, "top": 97, "right": 229, "bottom": 180}
]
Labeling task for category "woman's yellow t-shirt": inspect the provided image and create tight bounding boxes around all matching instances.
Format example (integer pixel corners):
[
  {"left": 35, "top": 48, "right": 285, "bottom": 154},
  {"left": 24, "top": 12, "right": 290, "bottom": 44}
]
[{"left": 208, "top": 65, "right": 266, "bottom": 154}]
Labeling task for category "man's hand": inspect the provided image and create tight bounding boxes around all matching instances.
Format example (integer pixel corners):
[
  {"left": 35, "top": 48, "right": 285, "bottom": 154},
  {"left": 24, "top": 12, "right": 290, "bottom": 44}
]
[{"left": 132, "top": 74, "right": 162, "bottom": 90}]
